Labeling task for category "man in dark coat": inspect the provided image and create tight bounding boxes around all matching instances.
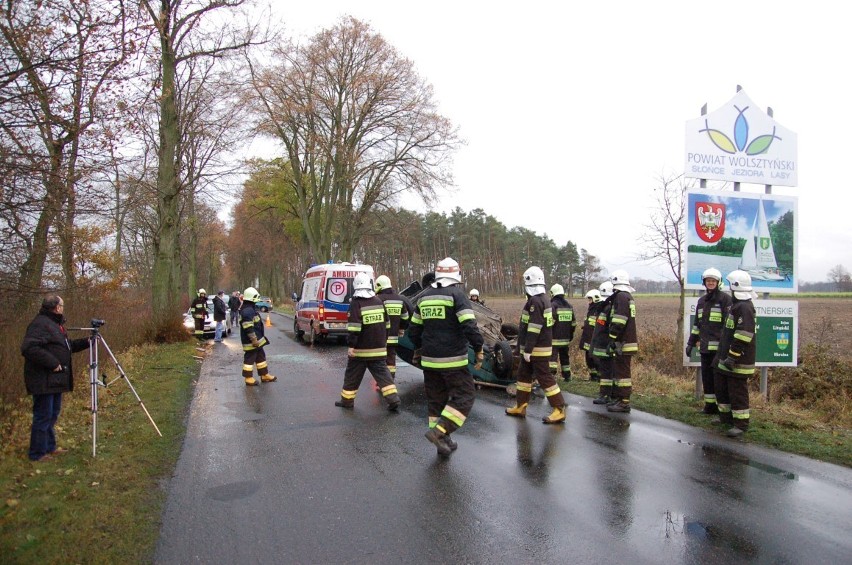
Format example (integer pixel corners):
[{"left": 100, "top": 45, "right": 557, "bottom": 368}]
[
  {"left": 21, "top": 295, "right": 90, "bottom": 461},
  {"left": 212, "top": 290, "right": 228, "bottom": 342}
]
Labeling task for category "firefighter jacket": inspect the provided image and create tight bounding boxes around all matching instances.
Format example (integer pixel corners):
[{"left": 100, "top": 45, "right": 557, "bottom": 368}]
[
  {"left": 347, "top": 295, "right": 389, "bottom": 358},
  {"left": 688, "top": 288, "right": 732, "bottom": 354},
  {"left": 591, "top": 296, "right": 614, "bottom": 358},
  {"left": 377, "top": 288, "right": 413, "bottom": 346},
  {"left": 409, "top": 283, "right": 484, "bottom": 371},
  {"left": 608, "top": 290, "right": 638, "bottom": 356},
  {"left": 714, "top": 298, "right": 756, "bottom": 378},
  {"left": 239, "top": 302, "right": 268, "bottom": 351},
  {"left": 550, "top": 295, "right": 576, "bottom": 347},
  {"left": 21, "top": 309, "right": 90, "bottom": 395},
  {"left": 517, "top": 293, "right": 554, "bottom": 359},
  {"left": 191, "top": 296, "right": 207, "bottom": 319},
  {"left": 579, "top": 301, "right": 602, "bottom": 351}
]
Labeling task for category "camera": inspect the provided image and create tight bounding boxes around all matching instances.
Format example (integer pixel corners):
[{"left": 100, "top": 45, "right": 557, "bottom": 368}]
[{"left": 91, "top": 319, "right": 106, "bottom": 328}]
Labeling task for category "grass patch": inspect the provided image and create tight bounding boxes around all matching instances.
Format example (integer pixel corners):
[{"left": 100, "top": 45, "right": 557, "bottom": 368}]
[{"left": 0, "top": 341, "right": 201, "bottom": 563}]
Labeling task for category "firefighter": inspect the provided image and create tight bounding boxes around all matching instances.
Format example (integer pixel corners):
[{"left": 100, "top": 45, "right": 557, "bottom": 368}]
[
  {"left": 591, "top": 281, "right": 615, "bottom": 404},
  {"left": 469, "top": 288, "right": 485, "bottom": 306},
  {"left": 409, "top": 257, "right": 484, "bottom": 456},
  {"left": 714, "top": 270, "right": 757, "bottom": 438},
  {"left": 239, "top": 287, "right": 277, "bottom": 386},
  {"left": 190, "top": 289, "right": 208, "bottom": 340},
  {"left": 606, "top": 270, "right": 638, "bottom": 413},
  {"left": 686, "top": 268, "right": 732, "bottom": 414},
  {"left": 579, "top": 289, "right": 603, "bottom": 381},
  {"left": 549, "top": 283, "right": 576, "bottom": 381},
  {"left": 335, "top": 273, "right": 401, "bottom": 411},
  {"left": 506, "top": 266, "right": 567, "bottom": 424},
  {"left": 375, "top": 274, "right": 413, "bottom": 380}
]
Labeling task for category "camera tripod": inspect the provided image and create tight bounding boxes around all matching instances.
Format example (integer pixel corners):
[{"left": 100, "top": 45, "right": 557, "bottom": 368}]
[{"left": 71, "top": 324, "right": 162, "bottom": 457}]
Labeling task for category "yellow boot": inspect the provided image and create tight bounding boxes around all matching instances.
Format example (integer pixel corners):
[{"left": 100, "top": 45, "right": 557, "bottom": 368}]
[
  {"left": 505, "top": 403, "right": 528, "bottom": 418},
  {"left": 542, "top": 406, "right": 566, "bottom": 424},
  {"left": 244, "top": 376, "right": 258, "bottom": 386},
  {"left": 261, "top": 374, "right": 277, "bottom": 382}
]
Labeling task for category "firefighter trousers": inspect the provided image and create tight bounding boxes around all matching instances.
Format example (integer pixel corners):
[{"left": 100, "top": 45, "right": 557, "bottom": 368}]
[
  {"left": 714, "top": 370, "right": 750, "bottom": 430},
  {"left": 515, "top": 357, "right": 565, "bottom": 409},
  {"left": 612, "top": 354, "right": 632, "bottom": 402},
  {"left": 242, "top": 347, "right": 269, "bottom": 378},
  {"left": 700, "top": 352, "right": 718, "bottom": 411},
  {"left": 194, "top": 317, "right": 205, "bottom": 339},
  {"left": 386, "top": 344, "right": 398, "bottom": 377},
  {"left": 584, "top": 349, "right": 600, "bottom": 380},
  {"left": 596, "top": 355, "right": 614, "bottom": 398},
  {"left": 550, "top": 346, "right": 571, "bottom": 379},
  {"left": 340, "top": 358, "right": 399, "bottom": 407},
  {"left": 423, "top": 367, "right": 475, "bottom": 434}
]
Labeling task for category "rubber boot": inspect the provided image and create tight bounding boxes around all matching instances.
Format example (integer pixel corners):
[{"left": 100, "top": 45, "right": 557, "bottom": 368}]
[
  {"left": 725, "top": 427, "right": 745, "bottom": 438},
  {"left": 261, "top": 374, "right": 277, "bottom": 382},
  {"left": 505, "top": 403, "right": 528, "bottom": 418},
  {"left": 424, "top": 428, "right": 453, "bottom": 456},
  {"left": 592, "top": 395, "right": 610, "bottom": 405},
  {"left": 607, "top": 400, "right": 631, "bottom": 413},
  {"left": 334, "top": 398, "right": 354, "bottom": 409},
  {"left": 244, "top": 376, "right": 258, "bottom": 386},
  {"left": 542, "top": 406, "right": 566, "bottom": 424},
  {"left": 444, "top": 434, "right": 458, "bottom": 451}
]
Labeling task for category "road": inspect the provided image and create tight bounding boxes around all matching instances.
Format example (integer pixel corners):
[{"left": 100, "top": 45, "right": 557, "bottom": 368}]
[{"left": 155, "top": 312, "right": 852, "bottom": 564}]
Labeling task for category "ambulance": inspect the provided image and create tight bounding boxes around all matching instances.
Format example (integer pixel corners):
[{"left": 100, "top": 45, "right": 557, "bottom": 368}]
[{"left": 293, "top": 262, "right": 375, "bottom": 343}]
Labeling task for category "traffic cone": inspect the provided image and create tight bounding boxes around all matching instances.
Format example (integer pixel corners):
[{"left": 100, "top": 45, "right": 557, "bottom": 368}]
[{"left": 265, "top": 314, "right": 272, "bottom": 327}]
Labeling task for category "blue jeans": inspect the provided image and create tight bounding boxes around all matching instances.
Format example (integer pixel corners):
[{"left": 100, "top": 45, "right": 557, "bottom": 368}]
[
  {"left": 29, "top": 392, "right": 62, "bottom": 460},
  {"left": 214, "top": 320, "right": 225, "bottom": 341}
]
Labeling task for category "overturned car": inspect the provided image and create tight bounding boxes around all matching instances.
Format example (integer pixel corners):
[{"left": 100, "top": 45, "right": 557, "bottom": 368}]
[{"left": 396, "top": 275, "right": 520, "bottom": 393}]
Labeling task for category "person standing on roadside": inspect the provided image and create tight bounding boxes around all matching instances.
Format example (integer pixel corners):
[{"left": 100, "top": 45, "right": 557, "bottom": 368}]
[
  {"left": 605, "top": 270, "right": 638, "bottom": 413},
  {"left": 239, "top": 287, "right": 277, "bottom": 386},
  {"left": 505, "top": 266, "right": 567, "bottom": 424},
  {"left": 228, "top": 291, "right": 241, "bottom": 331},
  {"left": 591, "top": 281, "right": 616, "bottom": 404},
  {"left": 549, "top": 283, "right": 577, "bottom": 381},
  {"left": 21, "top": 295, "right": 91, "bottom": 462},
  {"left": 579, "top": 289, "right": 603, "bottom": 381},
  {"left": 686, "top": 268, "right": 732, "bottom": 414},
  {"left": 212, "top": 290, "right": 228, "bottom": 343},
  {"left": 409, "top": 257, "right": 484, "bottom": 456},
  {"left": 714, "top": 270, "right": 757, "bottom": 438},
  {"left": 375, "top": 274, "right": 413, "bottom": 381},
  {"left": 190, "top": 289, "right": 208, "bottom": 340}
]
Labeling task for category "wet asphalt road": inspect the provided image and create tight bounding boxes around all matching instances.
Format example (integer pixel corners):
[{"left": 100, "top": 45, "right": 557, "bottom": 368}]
[{"left": 156, "top": 313, "right": 852, "bottom": 564}]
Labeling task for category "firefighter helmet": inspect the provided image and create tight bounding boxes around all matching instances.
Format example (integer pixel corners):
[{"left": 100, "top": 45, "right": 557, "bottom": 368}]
[
  {"left": 702, "top": 267, "right": 723, "bottom": 286},
  {"left": 523, "top": 266, "right": 545, "bottom": 286},
  {"left": 585, "top": 289, "right": 602, "bottom": 303},
  {"left": 375, "top": 275, "right": 392, "bottom": 292},
  {"left": 435, "top": 257, "right": 461, "bottom": 284},
  {"left": 610, "top": 269, "right": 635, "bottom": 292},
  {"left": 469, "top": 288, "right": 479, "bottom": 298},
  {"left": 354, "top": 272, "right": 373, "bottom": 291},
  {"left": 726, "top": 270, "right": 757, "bottom": 300},
  {"left": 197, "top": 288, "right": 207, "bottom": 296},
  {"left": 550, "top": 283, "right": 565, "bottom": 296},
  {"left": 243, "top": 287, "right": 260, "bottom": 302},
  {"left": 599, "top": 281, "right": 613, "bottom": 297}
]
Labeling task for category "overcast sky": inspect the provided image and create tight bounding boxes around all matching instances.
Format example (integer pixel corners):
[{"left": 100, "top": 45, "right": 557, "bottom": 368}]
[{"left": 247, "top": 1, "right": 851, "bottom": 283}]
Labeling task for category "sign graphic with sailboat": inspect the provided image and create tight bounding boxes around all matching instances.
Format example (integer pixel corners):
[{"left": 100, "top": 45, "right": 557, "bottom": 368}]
[{"left": 685, "top": 190, "right": 798, "bottom": 293}]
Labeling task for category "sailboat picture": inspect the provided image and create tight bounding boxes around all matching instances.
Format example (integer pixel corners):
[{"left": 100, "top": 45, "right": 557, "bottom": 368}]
[
  {"left": 739, "top": 199, "right": 785, "bottom": 281},
  {"left": 685, "top": 190, "right": 798, "bottom": 293}
]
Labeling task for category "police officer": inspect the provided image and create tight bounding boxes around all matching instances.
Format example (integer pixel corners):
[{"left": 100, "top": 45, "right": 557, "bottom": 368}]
[
  {"left": 335, "top": 273, "right": 400, "bottom": 411},
  {"left": 714, "top": 270, "right": 757, "bottom": 438},
  {"left": 686, "top": 268, "right": 732, "bottom": 414},
  {"left": 606, "top": 270, "right": 638, "bottom": 413},
  {"left": 375, "top": 274, "right": 413, "bottom": 380},
  {"left": 409, "top": 257, "right": 484, "bottom": 456},
  {"left": 239, "top": 287, "right": 277, "bottom": 386},
  {"left": 591, "top": 281, "right": 615, "bottom": 404},
  {"left": 549, "top": 283, "right": 576, "bottom": 381},
  {"left": 505, "top": 266, "right": 567, "bottom": 424},
  {"left": 190, "top": 289, "right": 208, "bottom": 340},
  {"left": 579, "top": 289, "right": 603, "bottom": 381}
]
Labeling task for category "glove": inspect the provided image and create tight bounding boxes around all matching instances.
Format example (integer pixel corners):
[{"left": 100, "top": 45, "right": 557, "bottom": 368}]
[
  {"left": 474, "top": 351, "right": 484, "bottom": 370},
  {"left": 685, "top": 344, "right": 694, "bottom": 357},
  {"left": 248, "top": 333, "right": 259, "bottom": 347},
  {"left": 522, "top": 352, "right": 531, "bottom": 363},
  {"left": 606, "top": 341, "right": 617, "bottom": 356},
  {"left": 412, "top": 348, "right": 422, "bottom": 366},
  {"left": 348, "top": 347, "right": 355, "bottom": 357},
  {"left": 722, "top": 356, "right": 736, "bottom": 368}
]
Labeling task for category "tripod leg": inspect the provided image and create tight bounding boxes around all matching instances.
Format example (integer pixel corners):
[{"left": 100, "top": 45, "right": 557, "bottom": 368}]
[
  {"left": 90, "top": 335, "right": 99, "bottom": 457},
  {"left": 98, "top": 335, "right": 163, "bottom": 437}
]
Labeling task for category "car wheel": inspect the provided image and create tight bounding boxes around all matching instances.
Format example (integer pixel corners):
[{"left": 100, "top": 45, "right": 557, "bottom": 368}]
[
  {"left": 492, "top": 340, "right": 514, "bottom": 379},
  {"left": 293, "top": 318, "right": 304, "bottom": 341},
  {"left": 260, "top": 306, "right": 269, "bottom": 313}
]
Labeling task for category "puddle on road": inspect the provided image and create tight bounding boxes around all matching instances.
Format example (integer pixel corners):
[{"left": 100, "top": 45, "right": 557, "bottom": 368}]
[
  {"left": 206, "top": 480, "right": 260, "bottom": 502},
  {"left": 664, "top": 511, "right": 759, "bottom": 560},
  {"left": 701, "top": 445, "right": 798, "bottom": 480}
]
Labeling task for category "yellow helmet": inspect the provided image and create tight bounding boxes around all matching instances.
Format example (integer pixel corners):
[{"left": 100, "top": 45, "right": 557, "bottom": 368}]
[
  {"left": 243, "top": 287, "right": 260, "bottom": 302},
  {"left": 375, "top": 275, "right": 392, "bottom": 292}
]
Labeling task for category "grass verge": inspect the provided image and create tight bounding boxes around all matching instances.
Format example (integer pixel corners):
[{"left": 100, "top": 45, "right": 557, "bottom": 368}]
[
  {"left": 0, "top": 341, "right": 200, "bottom": 563},
  {"left": 563, "top": 363, "right": 852, "bottom": 468}
]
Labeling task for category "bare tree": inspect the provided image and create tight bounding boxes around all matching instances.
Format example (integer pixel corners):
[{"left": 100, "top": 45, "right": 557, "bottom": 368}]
[
  {"left": 247, "top": 16, "right": 461, "bottom": 262},
  {"left": 827, "top": 264, "right": 852, "bottom": 292}
]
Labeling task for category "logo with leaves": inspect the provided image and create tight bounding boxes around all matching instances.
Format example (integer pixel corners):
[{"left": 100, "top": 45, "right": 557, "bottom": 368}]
[{"left": 700, "top": 105, "right": 781, "bottom": 155}]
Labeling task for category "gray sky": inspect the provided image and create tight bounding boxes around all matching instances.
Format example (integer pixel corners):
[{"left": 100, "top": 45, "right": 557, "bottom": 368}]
[{"left": 249, "top": 1, "right": 851, "bottom": 283}]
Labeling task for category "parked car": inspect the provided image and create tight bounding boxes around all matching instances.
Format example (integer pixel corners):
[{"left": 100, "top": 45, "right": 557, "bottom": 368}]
[
  {"left": 183, "top": 299, "right": 230, "bottom": 338},
  {"left": 396, "top": 274, "right": 520, "bottom": 394},
  {"left": 256, "top": 297, "right": 273, "bottom": 312}
]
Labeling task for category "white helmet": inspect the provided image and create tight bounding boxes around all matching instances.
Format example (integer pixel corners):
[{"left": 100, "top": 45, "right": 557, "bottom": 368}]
[
  {"left": 353, "top": 272, "right": 375, "bottom": 298},
  {"left": 469, "top": 288, "right": 479, "bottom": 298},
  {"left": 243, "top": 287, "right": 260, "bottom": 302},
  {"left": 610, "top": 269, "right": 635, "bottom": 292},
  {"left": 726, "top": 270, "right": 757, "bottom": 300},
  {"left": 197, "top": 288, "right": 207, "bottom": 296},
  {"left": 523, "top": 266, "right": 546, "bottom": 296},
  {"left": 434, "top": 257, "right": 461, "bottom": 285},
  {"left": 550, "top": 283, "right": 564, "bottom": 296},
  {"left": 375, "top": 275, "right": 392, "bottom": 292},
  {"left": 599, "top": 281, "right": 613, "bottom": 298},
  {"left": 702, "top": 267, "right": 723, "bottom": 287},
  {"left": 585, "top": 289, "right": 602, "bottom": 303}
]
